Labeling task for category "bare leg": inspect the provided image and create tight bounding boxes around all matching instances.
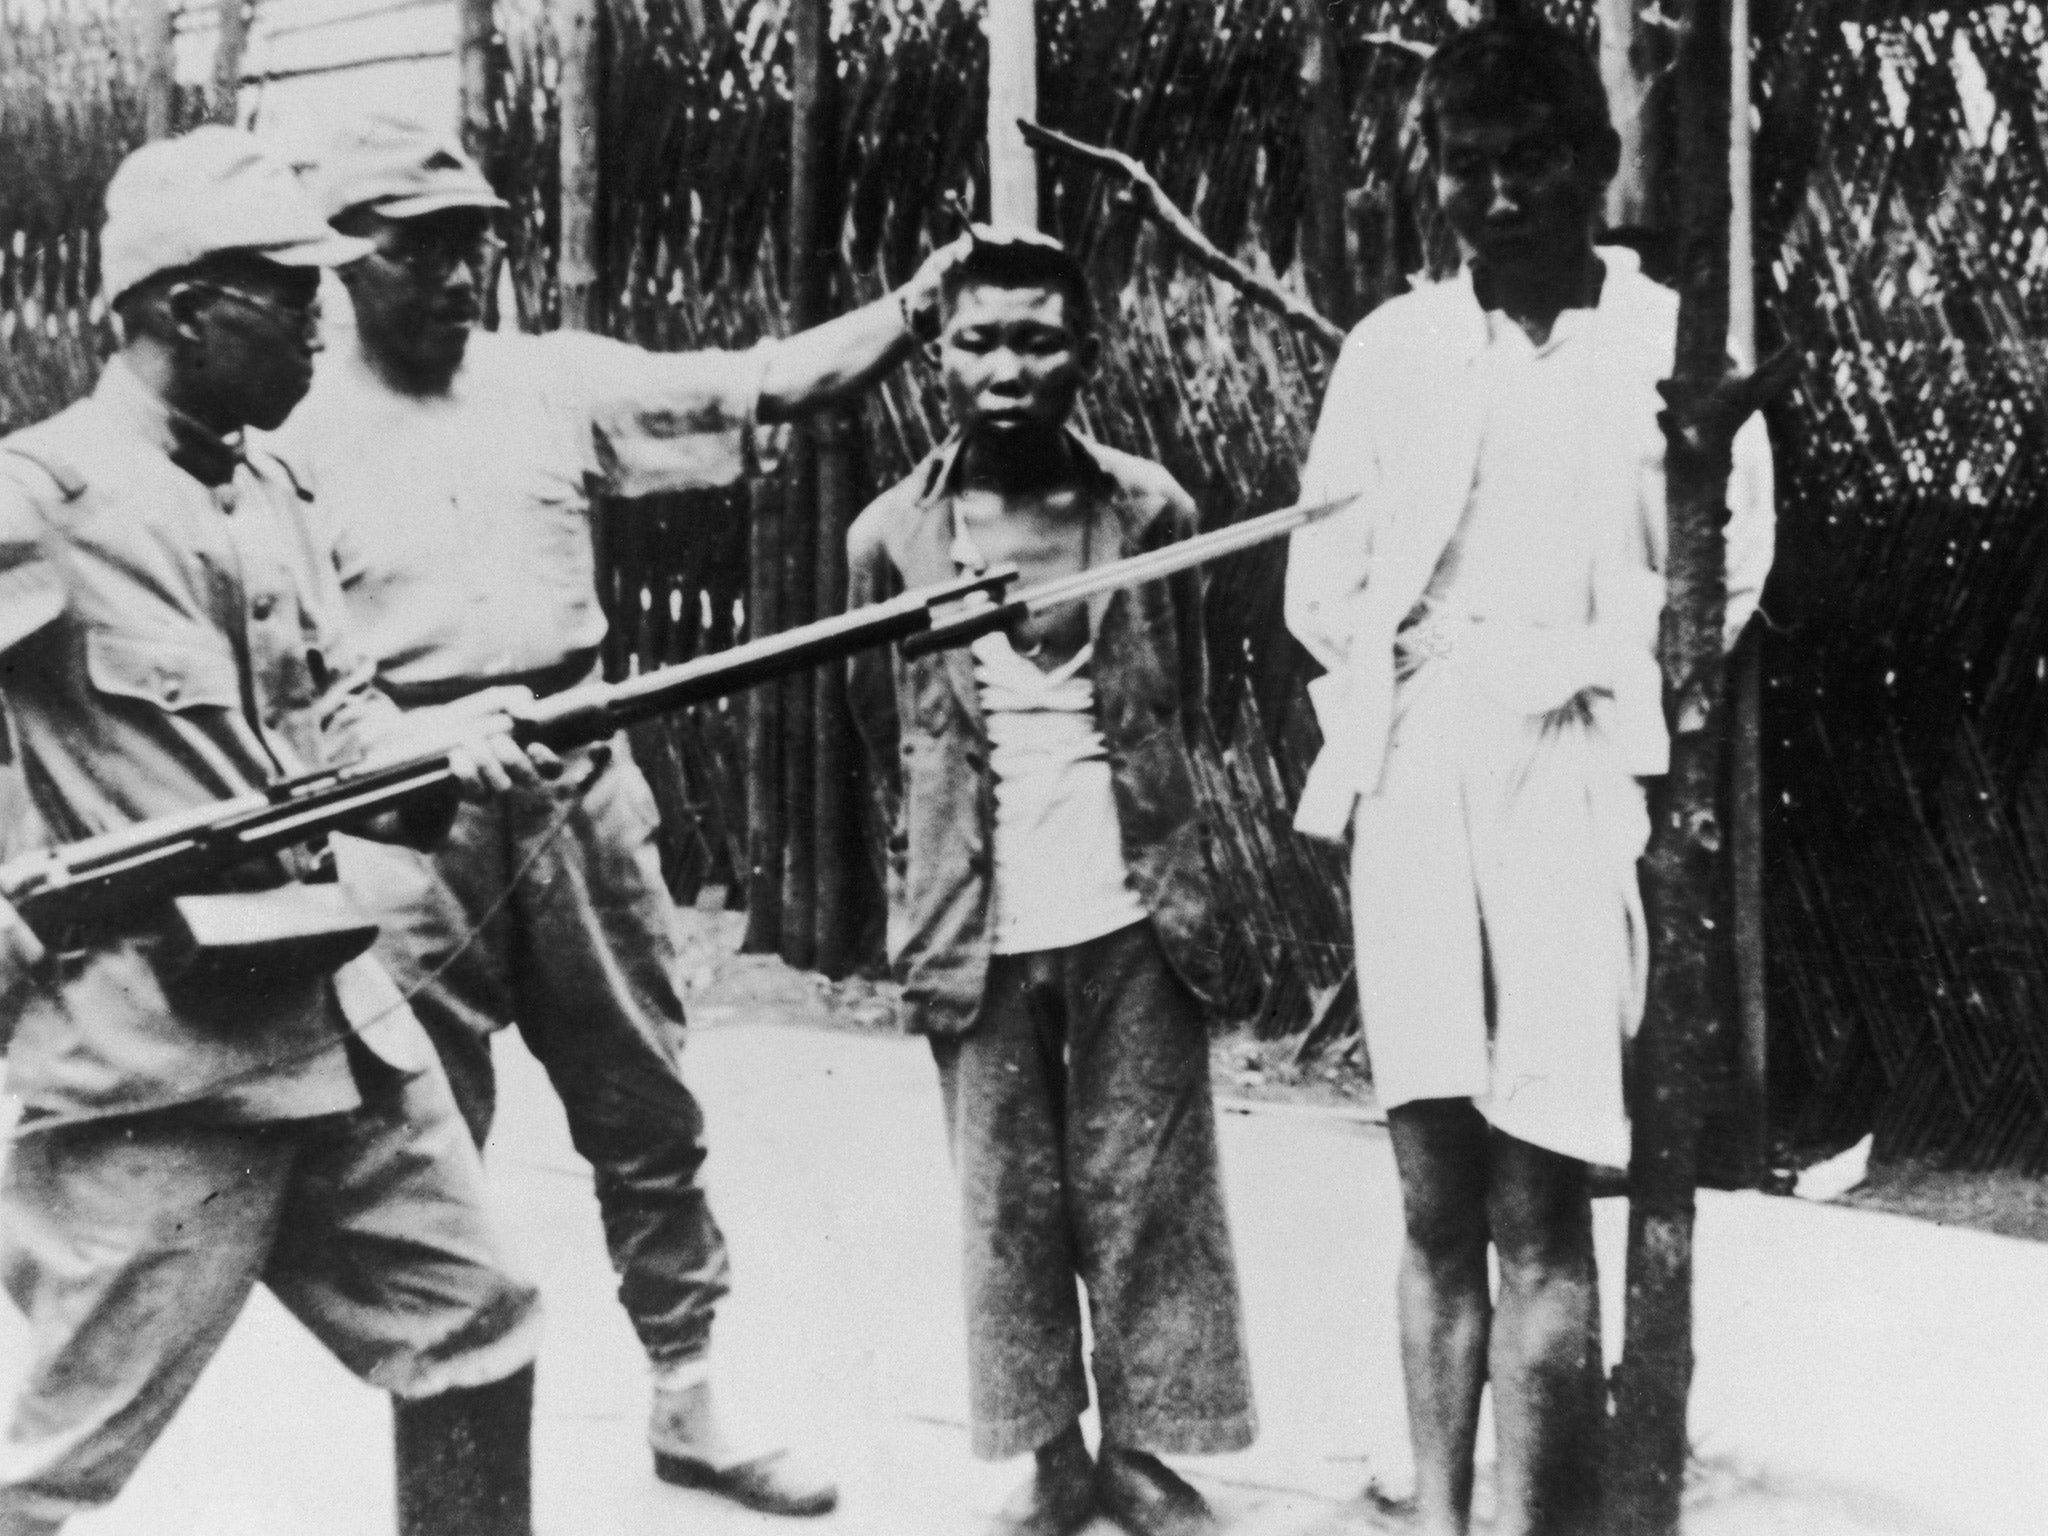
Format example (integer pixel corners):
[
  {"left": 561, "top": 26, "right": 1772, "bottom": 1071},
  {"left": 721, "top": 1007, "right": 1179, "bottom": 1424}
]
[
  {"left": 1387, "top": 1101, "right": 1493, "bottom": 1536},
  {"left": 1486, "top": 1130, "right": 1603, "bottom": 1536}
]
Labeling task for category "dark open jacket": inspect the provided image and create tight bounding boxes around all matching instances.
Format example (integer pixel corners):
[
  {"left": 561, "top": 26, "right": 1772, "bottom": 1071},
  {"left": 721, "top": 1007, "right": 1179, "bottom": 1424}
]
[{"left": 845, "top": 431, "right": 1226, "bottom": 1036}]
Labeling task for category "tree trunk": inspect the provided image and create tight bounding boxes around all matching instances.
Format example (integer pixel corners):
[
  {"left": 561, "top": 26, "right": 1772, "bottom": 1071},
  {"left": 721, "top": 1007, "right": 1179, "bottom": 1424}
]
[
  {"left": 1725, "top": 0, "right": 1769, "bottom": 1190},
  {"left": 1607, "top": 0, "right": 1737, "bottom": 1527},
  {"left": 987, "top": 0, "right": 1038, "bottom": 226},
  {"left": 1295, "top": 1, "right": 1355, "bottom": 329}
]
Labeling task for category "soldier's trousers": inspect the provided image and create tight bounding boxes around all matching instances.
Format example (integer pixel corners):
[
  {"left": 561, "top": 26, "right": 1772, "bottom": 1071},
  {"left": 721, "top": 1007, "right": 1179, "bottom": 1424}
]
[
  {"left": 0, "top": 1059, "right": 540, "bottom": 1526},
  {"left": 930, "top": 920, "right": 1258, "bottom": 1461},
  {"left": 336, "top": 737, "right": 731, "bottom": 1367}
]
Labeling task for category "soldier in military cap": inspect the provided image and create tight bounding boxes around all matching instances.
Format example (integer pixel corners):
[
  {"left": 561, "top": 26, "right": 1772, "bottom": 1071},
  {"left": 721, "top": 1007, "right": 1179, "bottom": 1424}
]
[
  {"left": 281, "top": 112, "right": 969, "bottom": 1517},
  {"left": 0, "top": 127, "right": 563, "bottom": 1536}
]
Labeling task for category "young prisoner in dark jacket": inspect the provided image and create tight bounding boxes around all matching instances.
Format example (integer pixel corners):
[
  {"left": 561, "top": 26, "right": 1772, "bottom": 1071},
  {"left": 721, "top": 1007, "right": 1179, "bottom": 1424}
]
[{"left": 847, "top": 231, "right": 1255, "bottom": 1536}]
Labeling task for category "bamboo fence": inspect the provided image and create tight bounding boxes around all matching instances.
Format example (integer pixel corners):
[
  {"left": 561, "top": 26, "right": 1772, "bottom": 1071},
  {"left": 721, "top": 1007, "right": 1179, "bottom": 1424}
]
[{"left": 13, "top": 0, "right": 2048, "bottom": 1169}]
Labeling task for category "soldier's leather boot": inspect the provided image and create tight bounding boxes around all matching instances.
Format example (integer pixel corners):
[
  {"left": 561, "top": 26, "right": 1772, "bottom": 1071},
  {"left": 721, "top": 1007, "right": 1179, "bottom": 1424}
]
[{"left": 393, "top": 1363, "right": 535, "bottom": 1536}]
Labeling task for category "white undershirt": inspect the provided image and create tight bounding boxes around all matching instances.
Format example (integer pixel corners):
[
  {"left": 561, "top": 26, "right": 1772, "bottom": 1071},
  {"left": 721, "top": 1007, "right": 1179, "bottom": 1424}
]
[
  {"left": 972, "top": 633, "right": 1147, "bottom": 955},
  {"left": 1420, "top": 307, "right": 1600, "bottom": 626}
]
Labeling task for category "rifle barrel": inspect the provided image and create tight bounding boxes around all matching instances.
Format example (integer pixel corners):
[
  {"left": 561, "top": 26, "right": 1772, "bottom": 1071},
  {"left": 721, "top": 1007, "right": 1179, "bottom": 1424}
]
[{"left": 898, "top": 491, "right": 1357, "bottom": 659}]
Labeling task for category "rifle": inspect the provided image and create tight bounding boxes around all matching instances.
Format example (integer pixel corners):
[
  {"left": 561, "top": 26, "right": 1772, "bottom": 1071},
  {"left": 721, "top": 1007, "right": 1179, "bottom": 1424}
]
[
  {"left": 0, "top": 488, "right": 1355, "bottom": 967},
  {"left": 0, "top": 567, "right": 1015, "bottom": 954}
]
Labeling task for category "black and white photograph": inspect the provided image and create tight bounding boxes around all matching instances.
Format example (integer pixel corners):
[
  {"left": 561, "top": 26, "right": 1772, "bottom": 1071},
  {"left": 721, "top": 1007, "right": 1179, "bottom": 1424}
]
[{"left": 0, "top": 1, "right": 2038, "bottom": 1533}]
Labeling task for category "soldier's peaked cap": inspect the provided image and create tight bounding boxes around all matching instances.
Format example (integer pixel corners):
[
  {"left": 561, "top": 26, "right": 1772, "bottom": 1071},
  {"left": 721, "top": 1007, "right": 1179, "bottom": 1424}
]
[
  {"left": 101, "top": 126, "right": 373, "bottom": 302},
  {"left": 319, "top": 113, "right": 508, "bottom": 223}
]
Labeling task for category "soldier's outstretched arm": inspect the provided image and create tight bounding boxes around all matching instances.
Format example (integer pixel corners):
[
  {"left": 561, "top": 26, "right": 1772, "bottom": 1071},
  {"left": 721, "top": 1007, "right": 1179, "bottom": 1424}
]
[{"left": 756, "top": 236, "right": 969, "bottom": 423}]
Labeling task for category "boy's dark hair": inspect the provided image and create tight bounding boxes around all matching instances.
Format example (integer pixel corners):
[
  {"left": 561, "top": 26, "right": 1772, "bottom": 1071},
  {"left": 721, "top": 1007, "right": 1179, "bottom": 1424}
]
[
  {"left": 942, "top": 231, "right": 1096, "bottom": 339},
  {"left": 1418, "top": 17, "right": 1614, "bottom": 159}
]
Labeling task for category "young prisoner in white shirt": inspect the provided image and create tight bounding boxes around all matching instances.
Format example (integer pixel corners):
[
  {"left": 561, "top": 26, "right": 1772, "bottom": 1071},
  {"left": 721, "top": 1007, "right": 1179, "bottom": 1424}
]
[{"left": 1284, "top": 19, "right": 1774, "bottom": 1536}]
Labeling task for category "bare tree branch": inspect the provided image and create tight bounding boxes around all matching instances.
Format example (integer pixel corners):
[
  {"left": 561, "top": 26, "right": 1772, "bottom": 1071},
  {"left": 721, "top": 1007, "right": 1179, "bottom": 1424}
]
[{"left": 1018, "top": 119, "right": 1348, "bottom": 355}]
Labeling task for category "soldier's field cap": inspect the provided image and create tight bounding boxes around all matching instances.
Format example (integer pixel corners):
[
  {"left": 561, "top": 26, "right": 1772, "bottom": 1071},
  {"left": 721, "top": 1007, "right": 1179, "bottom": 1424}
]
[
  {"left": 320, "top": 113, "right": 508, "bottom": 222},
  {"left": 102, "top": 126, "right": 374, "bottom": 301}
]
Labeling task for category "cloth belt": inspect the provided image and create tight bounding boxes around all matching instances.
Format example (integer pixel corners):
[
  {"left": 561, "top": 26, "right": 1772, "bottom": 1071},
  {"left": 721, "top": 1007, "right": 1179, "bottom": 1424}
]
[{"left": 380, "top": 649, "right": 602, "bottom": 711}]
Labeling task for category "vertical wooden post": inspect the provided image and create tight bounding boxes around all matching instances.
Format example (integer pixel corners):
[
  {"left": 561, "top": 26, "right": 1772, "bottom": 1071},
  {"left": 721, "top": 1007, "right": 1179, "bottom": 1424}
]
[
  {"left": 1295, "top": 1, "right": 1356, "bottom": 329},
  {"left": 138, "top": 0, "right": 176, "bottom": 141},
  {"left": 792, "top": 0, "right": 858, "bottom": 977},
  {"left": 987, "top": 0, "right": 1038, "bottom": 227},
  {"left": 1608, "top": 0, "right": 1746, "bottom": 1525},
  {"left": 212, "top": 0, "right": 251, "bottom": 125},
  {"left": 457, "top": 0, "right": 497, "bottom": 164},
  {"left": 743, "top": 476, "right": 787, "bottom": 951},
  {"left": 778, "top": 459, "right": 819, "bottom": 970},
  {"left": 557, "top": 0, "right": 602, "bottom": 332},
  {"left": 1598, "top": 0, "right": 1654, "bottom": 231},
  {"left": 1726, "top": 0, "right": 1769, "bottom": 1188},
  {"left": 776, "top": 0, "right": 829, "bottom": 972},
  {"left": 813, "top": 412, "right": 859, "bottom": 977}
]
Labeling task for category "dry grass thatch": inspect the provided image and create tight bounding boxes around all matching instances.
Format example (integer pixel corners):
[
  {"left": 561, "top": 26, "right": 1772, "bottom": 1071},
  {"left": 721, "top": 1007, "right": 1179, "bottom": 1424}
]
[{"left": 1754, "top": 0, "right": 2048, "bottom": 1168}]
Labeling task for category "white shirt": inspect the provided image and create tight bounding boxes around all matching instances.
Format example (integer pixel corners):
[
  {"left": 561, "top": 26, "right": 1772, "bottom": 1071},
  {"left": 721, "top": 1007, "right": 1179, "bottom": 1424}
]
[
  {"left": 1284, "top": 249, "right": 1777, "bottom": 838},
  {"left": 972, "top": 633, "right": 1147, "bottom": 955},
  {"left": 1419, "top": 307, "right": 1603, "bottom": 626}
]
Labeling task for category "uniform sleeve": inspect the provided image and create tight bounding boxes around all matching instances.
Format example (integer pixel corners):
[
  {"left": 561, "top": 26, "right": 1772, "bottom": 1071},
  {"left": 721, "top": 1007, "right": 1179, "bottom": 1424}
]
[
  {"left": 546, "top": 330, "right": 775, "bottom": 499},
  {"left": 1284, "top": 331, "right": 1380, "bottom": 674},
  {"left": 0, "top": 466, "right": 68, "bottom": 656},
  {"left": 1724, "top": 412, "right": 1777, "bottom": 649}
]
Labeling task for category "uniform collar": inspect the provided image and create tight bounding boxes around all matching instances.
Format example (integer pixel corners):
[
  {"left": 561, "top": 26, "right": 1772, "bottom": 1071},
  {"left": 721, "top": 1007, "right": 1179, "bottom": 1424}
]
[
  {"left": 913, "top": 425, "right": 1118, "bottom": 508},
  {"left": 94, "top": 355, "right": 248, "bottom": 488}
]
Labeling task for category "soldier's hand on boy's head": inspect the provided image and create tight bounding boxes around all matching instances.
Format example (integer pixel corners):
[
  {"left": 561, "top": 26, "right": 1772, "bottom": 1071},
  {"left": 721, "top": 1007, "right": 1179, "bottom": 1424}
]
[{"left": 900, "top": 233, "right": 973, "bottom": 344}]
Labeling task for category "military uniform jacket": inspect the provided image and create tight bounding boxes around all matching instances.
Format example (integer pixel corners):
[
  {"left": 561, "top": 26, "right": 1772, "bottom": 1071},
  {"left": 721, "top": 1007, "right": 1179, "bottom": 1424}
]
[{"left": 0, "top": 361, "right": 432, "bottom": 1127}]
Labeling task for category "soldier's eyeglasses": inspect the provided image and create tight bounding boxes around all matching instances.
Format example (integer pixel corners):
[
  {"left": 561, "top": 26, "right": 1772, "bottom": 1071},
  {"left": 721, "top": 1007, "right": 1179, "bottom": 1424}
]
[
  {"left": 195, "top": 284, "right": 321, "bottom": 338},
  {"left": 374, "top": 230, "right": 507, "bottom": 279}
]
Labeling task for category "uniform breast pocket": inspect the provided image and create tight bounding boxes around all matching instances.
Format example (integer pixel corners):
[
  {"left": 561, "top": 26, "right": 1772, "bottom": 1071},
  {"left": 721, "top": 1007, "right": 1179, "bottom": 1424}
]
[{"left": 86, "top": 627, "right": 242, "bottom": 715}]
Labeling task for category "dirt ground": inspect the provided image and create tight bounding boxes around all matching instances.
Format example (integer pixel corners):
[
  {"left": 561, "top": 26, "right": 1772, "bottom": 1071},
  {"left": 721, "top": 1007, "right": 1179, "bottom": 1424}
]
[{"left": 673, "top": 897, "right": 2047, "bottom": 1247}]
